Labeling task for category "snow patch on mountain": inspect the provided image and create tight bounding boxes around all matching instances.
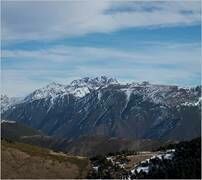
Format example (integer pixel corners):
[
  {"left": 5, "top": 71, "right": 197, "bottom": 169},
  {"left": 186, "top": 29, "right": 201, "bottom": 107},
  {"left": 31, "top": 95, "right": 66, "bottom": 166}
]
[
  {"left": 1, "top": 119, "right": 16, "bottom": 124},
  {"left": 71, "top": 76, "right": 118, "bottom": 88},
  {"left": 119, "top": 82, "right": 199, "bottom": 107},
  {"left": 181, "top": 97, "right": 202, "bottom": 107},
  {"left": 120, "top": 88, "right": 133, "bottom": 114},
  {"left": 98, "top": 91, "right": 102, "bottom": 101},
  {"left": 131, "top": 149, "right": 175, "bottom": 175},
  {"left": 68, "top": 86, "right": 90, "bottom": 98},
  {"left": 124, "top": 89, "right": 133, "bottom": 102},
  {"left": 24, "top": 82, "right": 67, "bottom": 102}
]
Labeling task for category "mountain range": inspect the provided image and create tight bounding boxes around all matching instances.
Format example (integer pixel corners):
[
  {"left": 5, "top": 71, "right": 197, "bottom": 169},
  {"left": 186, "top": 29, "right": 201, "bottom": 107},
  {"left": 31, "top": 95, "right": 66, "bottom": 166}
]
[{"left": 1, "top": 76, "right": 201, "bottom": 141}]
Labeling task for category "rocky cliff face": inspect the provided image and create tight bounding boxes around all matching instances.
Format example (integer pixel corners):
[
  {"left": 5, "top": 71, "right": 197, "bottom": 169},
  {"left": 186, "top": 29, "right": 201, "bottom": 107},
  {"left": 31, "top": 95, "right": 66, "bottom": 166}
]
[{"left": 2, "top": 77, "right": 201, "bottom": 140}]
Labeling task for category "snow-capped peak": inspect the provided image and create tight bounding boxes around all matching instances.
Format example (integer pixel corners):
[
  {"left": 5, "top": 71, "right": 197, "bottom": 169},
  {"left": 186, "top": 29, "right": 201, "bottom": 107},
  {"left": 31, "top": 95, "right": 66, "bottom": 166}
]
[
  {"left": 24, "top": 76, "right": 119, "bottom": 102},
  {"left": 24, "top": 82, "right": 67, "bottom": 102},
  {"left": 70, "top": 76, "right": 118, "bottom": 88},
  {"left": 44, "top": 82, "right": 67, "bottom": 94},
  {"left": 68, "top": 76, "right": 118, "bottom": 98},
  {"left": 1, "top": 94, "right": 23, "bottom": 113}
]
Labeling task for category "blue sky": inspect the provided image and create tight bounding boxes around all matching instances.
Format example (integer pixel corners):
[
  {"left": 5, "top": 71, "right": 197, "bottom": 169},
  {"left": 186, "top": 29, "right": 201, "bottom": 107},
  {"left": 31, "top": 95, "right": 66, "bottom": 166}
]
[{"left": 1, "top": 1, "right": 201, "bottom": 96}]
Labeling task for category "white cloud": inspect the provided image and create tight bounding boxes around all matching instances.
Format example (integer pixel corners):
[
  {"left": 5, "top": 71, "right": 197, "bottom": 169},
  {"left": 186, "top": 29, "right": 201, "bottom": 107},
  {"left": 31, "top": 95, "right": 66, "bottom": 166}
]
[
  {"left": 2, "top": 43, "right": 200, "bottom": 70},
  {"left": 1, "top": 42, "right": 200, "bottom": 96},
  {"left": 2, "top": 1, "right": 201, "bottom": 41}
]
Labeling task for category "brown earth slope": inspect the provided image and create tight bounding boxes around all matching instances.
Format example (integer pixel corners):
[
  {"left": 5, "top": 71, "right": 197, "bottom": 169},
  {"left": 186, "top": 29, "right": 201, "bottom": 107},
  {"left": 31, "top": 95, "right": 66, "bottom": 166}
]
[{"left": 1, "top": 140, "right": 90, "bottom": 179}]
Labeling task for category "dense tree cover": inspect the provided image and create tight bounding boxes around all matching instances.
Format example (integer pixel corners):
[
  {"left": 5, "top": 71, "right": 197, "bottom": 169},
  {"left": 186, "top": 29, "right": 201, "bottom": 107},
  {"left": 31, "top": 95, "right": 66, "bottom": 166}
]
[{"left": 134, "top": 137, "right": 201, "bottom": 179}]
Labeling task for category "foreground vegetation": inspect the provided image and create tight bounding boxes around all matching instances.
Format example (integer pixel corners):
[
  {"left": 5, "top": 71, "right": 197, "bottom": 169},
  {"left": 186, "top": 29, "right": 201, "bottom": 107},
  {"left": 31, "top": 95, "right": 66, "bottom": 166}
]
[
  {"left": 1, "top": 139, "right": 90, "bottom": 179},
  {"left": 138, "top": 137, "right": 201, "bottom": 179},
  {"left": 88, "top": 137, "right": 201, "bottom": 179}
]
